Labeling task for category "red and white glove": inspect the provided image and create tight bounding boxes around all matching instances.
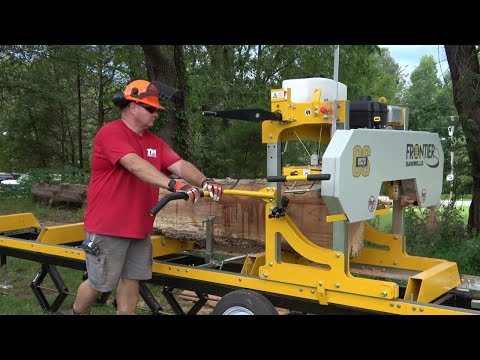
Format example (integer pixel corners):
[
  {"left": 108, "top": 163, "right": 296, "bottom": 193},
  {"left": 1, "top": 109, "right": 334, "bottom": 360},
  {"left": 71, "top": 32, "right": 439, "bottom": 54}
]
[
  {"left": 168, "top": 179, "right": 201, "bottom": 204},
  {"left": 201, "top": 178, "right": 223, "bottom": 202}
]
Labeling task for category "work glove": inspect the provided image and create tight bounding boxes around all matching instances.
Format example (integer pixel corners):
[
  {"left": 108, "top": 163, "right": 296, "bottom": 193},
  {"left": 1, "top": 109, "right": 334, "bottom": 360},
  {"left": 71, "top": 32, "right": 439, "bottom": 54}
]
[
  {"left": 201, "top": 178, "right": 223, "bottom": 202},
  {"left": 168, "top": 179, "right": 201, "bottom": 204}
]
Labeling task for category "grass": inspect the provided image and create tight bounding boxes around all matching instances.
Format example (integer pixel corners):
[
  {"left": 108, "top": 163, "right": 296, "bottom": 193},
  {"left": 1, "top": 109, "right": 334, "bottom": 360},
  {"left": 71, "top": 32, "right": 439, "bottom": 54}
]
[
  {"left": 0, "top": 196, "right": 192, "bottom": 315},
  {"left": 0, "top": 258, "right": 91, "bottom": 315},
  {"left": 0, "top": 196, "right": 87, "bottom": 314},
  {"left": 0, "top": 196, "right": 85, "bottom": 224},
  {"left": 0, "top": 257, "right": 188, "bottom": 315}
]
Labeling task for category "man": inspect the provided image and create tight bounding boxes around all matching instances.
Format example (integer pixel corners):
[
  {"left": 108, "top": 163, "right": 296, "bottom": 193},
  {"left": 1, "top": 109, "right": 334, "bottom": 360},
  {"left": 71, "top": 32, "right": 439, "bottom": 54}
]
[{"left": 71, "top": 80, "right": 223, "bottom": 315}]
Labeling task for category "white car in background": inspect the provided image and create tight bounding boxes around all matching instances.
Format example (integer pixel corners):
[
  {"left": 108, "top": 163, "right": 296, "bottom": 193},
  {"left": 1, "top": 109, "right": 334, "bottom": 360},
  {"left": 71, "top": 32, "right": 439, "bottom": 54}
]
[
  {"left": 0, "top": 174, "right": 28, "bottom": 185},
  {"left": 0, "top": 179, "right": 18, "bottom": 185}
]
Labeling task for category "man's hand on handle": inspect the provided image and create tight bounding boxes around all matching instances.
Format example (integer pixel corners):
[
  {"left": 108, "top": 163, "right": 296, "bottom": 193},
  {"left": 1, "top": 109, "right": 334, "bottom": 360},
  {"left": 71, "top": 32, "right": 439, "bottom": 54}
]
[
  {"left": 201, "top": 178, "right": 223, "bottom": 202},
  {"left": 168, "top": 179, "right": 201, "bottom": 204}
]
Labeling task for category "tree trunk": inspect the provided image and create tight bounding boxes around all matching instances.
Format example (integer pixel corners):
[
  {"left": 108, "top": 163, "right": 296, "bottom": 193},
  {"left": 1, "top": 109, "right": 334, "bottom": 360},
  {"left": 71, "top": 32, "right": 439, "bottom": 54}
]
[
  {"left": 76, "top": 67, "right": 83, "bottom": 169},
  {"left": 141, "top": 45, "right": 189, "bottom": 158},
  {"left": 445, "top": 45, "right": 480, "bottom": 234},
  {"left": 96, "top": 46, "right": 106, "bottom": 131}
]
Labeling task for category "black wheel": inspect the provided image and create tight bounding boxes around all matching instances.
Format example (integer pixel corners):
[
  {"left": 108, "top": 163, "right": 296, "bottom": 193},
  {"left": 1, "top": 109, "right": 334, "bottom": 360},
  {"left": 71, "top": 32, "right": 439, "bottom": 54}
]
[{"left": 212, "top": 290, "right": 278, "bottom": 315}]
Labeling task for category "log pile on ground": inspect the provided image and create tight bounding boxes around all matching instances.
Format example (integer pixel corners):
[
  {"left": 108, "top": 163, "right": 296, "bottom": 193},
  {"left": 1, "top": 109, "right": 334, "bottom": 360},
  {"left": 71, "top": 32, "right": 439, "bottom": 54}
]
[{"left": 31, "top": 182, "right": 87, "bottom": 208}]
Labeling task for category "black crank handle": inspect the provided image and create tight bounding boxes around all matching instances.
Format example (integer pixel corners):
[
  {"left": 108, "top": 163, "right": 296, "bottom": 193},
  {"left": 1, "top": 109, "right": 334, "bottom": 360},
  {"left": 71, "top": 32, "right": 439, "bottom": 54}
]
[
  {"left": 267, "top": 174, "right": 331, "bottom": 182},
  {"left": 149, "top": 191, "right": 205, "bottom": 216}
]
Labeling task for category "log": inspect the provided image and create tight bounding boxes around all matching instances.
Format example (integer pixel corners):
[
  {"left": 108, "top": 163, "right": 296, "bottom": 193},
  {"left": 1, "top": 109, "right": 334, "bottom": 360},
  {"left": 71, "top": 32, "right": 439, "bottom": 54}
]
[
  {"left": 154, "top": 179, "right": 364, "bottom": 257},
  {"left": 31, "top": 182, "right": 87, "bottom": 208}
]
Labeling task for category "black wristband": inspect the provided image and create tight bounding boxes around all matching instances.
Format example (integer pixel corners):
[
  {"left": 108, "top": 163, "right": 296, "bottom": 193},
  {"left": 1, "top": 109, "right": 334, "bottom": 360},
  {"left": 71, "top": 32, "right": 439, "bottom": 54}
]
[{"left": 167, "top": 179, "right": 177, "bottom": 191}]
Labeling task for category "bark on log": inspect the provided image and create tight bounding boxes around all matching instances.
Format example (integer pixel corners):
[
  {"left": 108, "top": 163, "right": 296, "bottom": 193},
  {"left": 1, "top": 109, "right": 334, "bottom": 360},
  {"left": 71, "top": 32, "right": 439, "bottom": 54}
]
[
  {"left": 31, "top": 182, "right": 87, "bottom": 208},
  {"left": 154, "top": 179, "right": 364, "bottom": 257}
]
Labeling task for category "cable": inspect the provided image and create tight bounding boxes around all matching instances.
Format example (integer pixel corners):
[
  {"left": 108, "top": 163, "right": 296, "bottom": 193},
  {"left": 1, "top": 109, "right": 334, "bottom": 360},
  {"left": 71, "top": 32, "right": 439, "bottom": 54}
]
[
  {"left": 293, "top": 130, "right": 311, "bottom": 157},
  {"left": 229, "top": 135, "right": 253, "bottom": 190},
  {"left": 317, "top": 126, "right": 323, "bottom": 158},
  {"left": 284, "top": 180, "right": 317, "bottom": 194}
]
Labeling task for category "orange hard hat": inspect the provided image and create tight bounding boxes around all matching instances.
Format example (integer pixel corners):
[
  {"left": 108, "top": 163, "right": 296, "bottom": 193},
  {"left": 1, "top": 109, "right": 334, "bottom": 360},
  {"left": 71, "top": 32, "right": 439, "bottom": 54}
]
[{"left": 124, "top": 80, "right": 165, "bottom": 110}]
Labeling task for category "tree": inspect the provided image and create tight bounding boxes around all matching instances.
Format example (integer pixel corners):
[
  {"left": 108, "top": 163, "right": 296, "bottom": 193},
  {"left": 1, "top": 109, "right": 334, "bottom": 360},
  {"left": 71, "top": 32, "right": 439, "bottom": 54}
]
[
  {"left": 0, "top": 45, "right": 406, "bottom": 181},
  {"left": 141, "top": 45, "right": 189, "bottom": 158},
  {"left": 445, "top": 45, "right": 480, "bottom": 234},
  {"left": 403, "top": 55, "right": 443, "bottom": 131}
]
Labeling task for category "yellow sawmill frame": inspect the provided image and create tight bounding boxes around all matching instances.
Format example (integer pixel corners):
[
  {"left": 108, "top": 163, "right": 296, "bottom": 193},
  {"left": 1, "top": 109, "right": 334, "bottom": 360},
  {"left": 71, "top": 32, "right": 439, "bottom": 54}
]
[
  {"left": 149, "top": 192, "right": 471, "bottom": 314},
  {"left": 0, "top": 192, "right": 475, "bottom": 315},
  {"left": 263, "top": 87, "right": 348, "bottom": 144}
]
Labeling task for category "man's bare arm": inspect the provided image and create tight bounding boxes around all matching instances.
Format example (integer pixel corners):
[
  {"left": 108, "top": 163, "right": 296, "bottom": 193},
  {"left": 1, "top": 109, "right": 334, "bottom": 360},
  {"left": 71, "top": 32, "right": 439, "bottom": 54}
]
[
  {"left": 167, "top": 159, "right": 208, "bottom": 187},
  {"left": 119, "top": 153, "right": 172, "bottom": 189}
]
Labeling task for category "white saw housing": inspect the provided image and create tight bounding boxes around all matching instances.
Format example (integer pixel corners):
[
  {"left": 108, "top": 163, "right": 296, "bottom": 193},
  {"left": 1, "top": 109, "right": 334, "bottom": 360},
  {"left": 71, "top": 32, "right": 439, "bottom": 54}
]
[{"left": 322, "top": 129, "right": 444, "bottom": 223}]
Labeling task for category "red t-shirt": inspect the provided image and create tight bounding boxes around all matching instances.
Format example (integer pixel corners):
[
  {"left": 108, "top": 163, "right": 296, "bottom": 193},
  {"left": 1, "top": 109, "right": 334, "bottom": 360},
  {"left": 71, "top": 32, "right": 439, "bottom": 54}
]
[{"left": 84, "top": 119, "right": 181, "bottom": 239}]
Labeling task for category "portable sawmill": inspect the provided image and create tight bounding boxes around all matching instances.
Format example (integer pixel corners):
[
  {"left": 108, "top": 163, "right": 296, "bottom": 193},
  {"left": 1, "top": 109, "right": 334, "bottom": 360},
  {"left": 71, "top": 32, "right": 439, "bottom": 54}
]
[{"left": 1, "top": 76, "right": 479, "bottom": 315}]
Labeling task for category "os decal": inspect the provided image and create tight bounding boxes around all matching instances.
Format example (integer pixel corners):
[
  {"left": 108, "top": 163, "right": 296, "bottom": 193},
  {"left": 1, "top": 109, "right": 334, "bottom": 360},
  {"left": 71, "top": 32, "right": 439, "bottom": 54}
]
[{"left": 352, "top": 145, "right": 371, "bottom": 178}]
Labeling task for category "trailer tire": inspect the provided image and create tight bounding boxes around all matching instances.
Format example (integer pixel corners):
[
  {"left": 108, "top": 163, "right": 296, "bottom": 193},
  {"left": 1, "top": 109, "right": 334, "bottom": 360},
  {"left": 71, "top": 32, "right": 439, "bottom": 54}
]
[{"left": 212, "top": 289, "right": 278, "bottom": 315}]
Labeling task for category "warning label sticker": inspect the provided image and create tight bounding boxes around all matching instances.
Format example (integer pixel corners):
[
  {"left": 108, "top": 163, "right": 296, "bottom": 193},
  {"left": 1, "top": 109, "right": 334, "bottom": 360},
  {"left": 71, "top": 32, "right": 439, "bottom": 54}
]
[{"left": 271, "top": 90, "right": 285, "bottom": 101}]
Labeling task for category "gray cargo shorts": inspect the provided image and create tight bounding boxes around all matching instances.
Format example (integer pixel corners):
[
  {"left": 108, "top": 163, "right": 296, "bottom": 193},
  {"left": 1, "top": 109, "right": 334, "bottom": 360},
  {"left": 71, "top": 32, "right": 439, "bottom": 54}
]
[{"left": 84, "top": 232, "right": 153, "bottom": 293}]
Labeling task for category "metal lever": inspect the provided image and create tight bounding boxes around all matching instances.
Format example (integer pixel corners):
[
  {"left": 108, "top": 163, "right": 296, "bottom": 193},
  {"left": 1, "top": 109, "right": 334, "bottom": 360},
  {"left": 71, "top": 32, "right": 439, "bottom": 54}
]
[{"left": 202, "top": 108, "right": 282, "bottom": 122}]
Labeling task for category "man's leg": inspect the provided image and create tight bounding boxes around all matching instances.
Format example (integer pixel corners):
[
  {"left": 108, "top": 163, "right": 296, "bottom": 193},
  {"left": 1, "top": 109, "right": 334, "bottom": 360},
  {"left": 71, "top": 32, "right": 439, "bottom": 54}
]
[
  {"left": 115, "top": 278, "right": 140, "bottom": 315},
  {"left": 70, "top": 233, "right": 129, "bottom": 315},
  {"left": 116, "top": 235, "right": 152, "bottom": 315},
  {"left": 72, "top": 280, "right": 102, "bottom": 315}
]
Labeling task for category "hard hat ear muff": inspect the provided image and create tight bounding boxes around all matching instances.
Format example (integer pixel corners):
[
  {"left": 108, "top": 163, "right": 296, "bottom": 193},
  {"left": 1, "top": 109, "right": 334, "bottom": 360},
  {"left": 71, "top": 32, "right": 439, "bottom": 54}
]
[
  {"left": 113, "top": 92, "right": 128, "bottom": 109},
  {"left": 130, "top": 87, "right": 139, "bottom": 97},
  {"left": 113, "top": 86, "right": 142, "bottom": 109}
]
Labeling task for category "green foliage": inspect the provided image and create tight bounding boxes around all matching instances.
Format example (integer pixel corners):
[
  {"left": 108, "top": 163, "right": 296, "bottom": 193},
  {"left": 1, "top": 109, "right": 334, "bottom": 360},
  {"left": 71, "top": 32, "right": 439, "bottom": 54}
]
[
  {"left": 0, "top": 45, "right": 145, "bottom": 173},
  {"left": 367, "top": 212, "right": 393, "bottom": 233},
  {"left": 0, "top": 44, "right": 413, "bottom": 181},
  {"left": 405, "top": 206, "right": 480, "bottom": 275},
  {"left": 402, "top": 54, "right": 472, "bottom": 199},
  {"left": 342, "top": 46, "right": 405, "bottom": 102},
  {"left": 404, "top": 55, "right": 446, "bottom": 131},
  {"left": 28, "top": 166, "right": 90, "bottom": 185}
]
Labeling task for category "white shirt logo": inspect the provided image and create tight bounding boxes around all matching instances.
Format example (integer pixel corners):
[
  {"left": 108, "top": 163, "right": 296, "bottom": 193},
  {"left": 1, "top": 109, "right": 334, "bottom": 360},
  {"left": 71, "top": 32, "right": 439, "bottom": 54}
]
[{"left": 147, "top": 148, "right": 157, "bottom": 158}]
